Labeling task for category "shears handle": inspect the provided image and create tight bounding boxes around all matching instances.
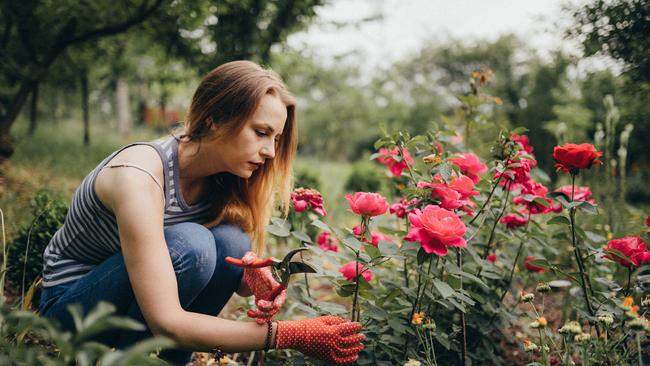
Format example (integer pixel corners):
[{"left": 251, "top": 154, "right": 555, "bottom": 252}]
[{"left": 225, "top": 256, "right": 274, "bottom": 268}]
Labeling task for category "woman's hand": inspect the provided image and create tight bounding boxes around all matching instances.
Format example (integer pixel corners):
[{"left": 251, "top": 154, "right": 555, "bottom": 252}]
[
  {"left": 241, "top": 251, "right": 287, "bottom": 324},
  {"left": 275, "top": 316, "right": 365, "bottom": 364}
]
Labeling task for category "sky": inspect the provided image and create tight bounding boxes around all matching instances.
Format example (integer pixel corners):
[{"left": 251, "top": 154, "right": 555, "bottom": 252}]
[{"left": 286, "top": 0, "right": 614, "bottom": 72}]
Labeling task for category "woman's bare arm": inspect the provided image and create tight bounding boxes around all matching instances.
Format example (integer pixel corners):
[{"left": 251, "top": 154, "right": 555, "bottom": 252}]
[{"left": 95, "top": 147, "right": 271, "bottom": 352}]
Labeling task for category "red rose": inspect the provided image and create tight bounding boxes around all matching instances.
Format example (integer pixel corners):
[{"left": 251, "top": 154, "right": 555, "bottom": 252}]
[
  {"left": 449, "top": 153, "right": 488, "bottom": 183},
  {"left": 339, "top": 261, "right": 372, "bottom": 282},
  {"left": 524, "top": 255, "right": 545, "bottom": 273},
  {"left": 377, "top": 147, "right": 414, "bottom": 177},
  {"left": 316, "top": 232, "right": 338, "bottom": 252},
  {"left": 604, "top": 236, "right": 650, "bottom": 267},
  {"left": 346, "top": 192, "right": 389, "bottom": 217},
  {"left": 404, "top": 205, "right": 467, "bottom": 256},
  {"left": 500, "top": 214, "right": 529, "bottom": 229},
  {"left": 553, "top": 143, "right": 603, "bottom": 174},
  {"left": 487, "top": 253, "right": 497, "bottom": 263},
  {"left": 291, "top": 187, "right": 327, "bottom": 216},
  {"left": 512, "top": 181, "right": 558, "bottom": 214},
  {"left": 645, "top": 215, "right": 650, "bottom": 227}
]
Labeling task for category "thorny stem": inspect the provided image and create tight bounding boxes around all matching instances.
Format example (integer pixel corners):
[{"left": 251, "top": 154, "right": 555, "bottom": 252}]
[
  {"left": 351, "top": 216, "right": 369, "bottom": 322},
  {"left": 625, "top": 266, "right": 632, "bottom": 296},
  {"left": 298, "top": 218, "right": 312, "bottom": 298},
  {"left": 477, "top": 181, "right": 512, "bottom": 277},
  {"left": 469, "top": 173, "right": 504, "bottom": 226},
  {"left": 397, "top": 144, "right": 417, "bottom": 186}
]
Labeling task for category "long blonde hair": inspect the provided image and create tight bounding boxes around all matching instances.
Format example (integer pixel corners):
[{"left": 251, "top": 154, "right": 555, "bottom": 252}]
[{"left": 182, "top": 60, "right": 297, "bottom": 253}]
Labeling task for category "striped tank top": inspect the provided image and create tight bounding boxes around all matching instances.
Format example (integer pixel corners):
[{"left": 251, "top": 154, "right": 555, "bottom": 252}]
[{"left": 42, "top": 136, "right": 215, "bottom": 287}]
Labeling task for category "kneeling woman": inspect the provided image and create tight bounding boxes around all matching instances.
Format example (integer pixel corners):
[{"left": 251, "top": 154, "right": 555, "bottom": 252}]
[{"left": 39, "top": 61, "right": 364, "bottom": 365}]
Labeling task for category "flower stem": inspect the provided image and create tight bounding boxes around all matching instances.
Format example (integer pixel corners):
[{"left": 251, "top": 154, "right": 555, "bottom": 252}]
[
  {"left": 569, "top": 173, "right": 602, "bottom": 338},
  {"left": 637, "top": 332, "right": 643, "bottom": 366},
  {"left": 500, "top": 209, "right": 532, "bottom": 302},
  {"left": 625, "top": 266, "right": 632, "bottom": 296},
  {"left": 457, "top": 248, "right": 468, "bottom": 366},
  {"left": 469, "top": 173, "right": 504, "bottom": 226},
  {"left": 351, "top": 249, "right": 360, "bottom": 322},
  {"left": 477, "top": 181, "right": 511, "bottom": 277}
]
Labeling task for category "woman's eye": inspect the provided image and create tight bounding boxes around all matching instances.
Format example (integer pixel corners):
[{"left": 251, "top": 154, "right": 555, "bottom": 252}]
[{"left": 255, "top": 130, "right": 267, "bottom": 137}]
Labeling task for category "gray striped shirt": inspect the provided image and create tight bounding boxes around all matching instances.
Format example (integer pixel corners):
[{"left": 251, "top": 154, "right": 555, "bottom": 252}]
[{"left": 42, "top": 136, "right": 215, "bottom": 287}]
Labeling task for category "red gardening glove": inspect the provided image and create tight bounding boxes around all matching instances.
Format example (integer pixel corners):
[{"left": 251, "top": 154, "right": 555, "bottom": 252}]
[
  {"left": 275, "top": 316, "right": 365, "bottom": 364},
  {"left": 241, "top": 251, "right": 287, "bottom": 324}
]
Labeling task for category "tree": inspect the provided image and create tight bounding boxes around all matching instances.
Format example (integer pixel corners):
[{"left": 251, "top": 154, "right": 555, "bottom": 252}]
[
  {"left": 568, "top": 0, "right": 650, "bottom": 82},
  {"left": 0, "top": 0, "right": 167, "bottom": 161}
]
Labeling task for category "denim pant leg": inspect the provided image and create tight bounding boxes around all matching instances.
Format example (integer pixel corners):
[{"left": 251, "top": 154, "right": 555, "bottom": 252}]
[{"left": 39, "top": 222, "right": 251, "bottom": 364}]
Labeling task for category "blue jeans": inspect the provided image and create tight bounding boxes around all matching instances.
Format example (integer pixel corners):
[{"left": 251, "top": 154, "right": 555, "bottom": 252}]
[{"left": 39, "top": 222, "right": 251, "bottom": 365}]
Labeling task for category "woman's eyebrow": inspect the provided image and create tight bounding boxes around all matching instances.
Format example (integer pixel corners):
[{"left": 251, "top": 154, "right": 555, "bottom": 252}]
[{"left": 257, "top": 123, "right": 281, "bottom": 136}]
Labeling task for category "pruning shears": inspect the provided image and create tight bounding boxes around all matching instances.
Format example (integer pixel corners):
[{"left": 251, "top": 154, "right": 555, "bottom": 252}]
[{"left": 225, "top": 247, "right": 317, "bottom": 296}]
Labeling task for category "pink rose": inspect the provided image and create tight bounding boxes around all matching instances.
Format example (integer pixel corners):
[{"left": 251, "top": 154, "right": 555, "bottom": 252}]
[
  {"left": 404, "top": 205, "right": 467, "bottom": 256},
  {"left": 524, "top": 255, "right": 545, "bottom": 273},
  {"left": 494, "top": 156, "right": 537, "bottom": 190},
  {"left": 512, "top": 134, "right": 534, "bottom": 154},
  {"left": 417, "top": 181, "right": 467, "bottom": 211},
  {"left": 604, "top": 236, "right": 650, "bottom": 267},
  {"left": 291, "top": 187, "right": 327, "bottom": 216},
  {"left": 448, "top": 174, "right": 480, "bottom": 200},
  {"left": 487, "top": 253, "right": 497, "bottom": 263},
  {"left": 339, "top": 261, "right": 372, "bottom": 282},
  {"left": 317, "top": 232, "right": 338, "bottom": 252},
  {"left": 513, "top": 181, "right": 558, "bottom": 214},
  {"left": 555, "top": 185, "right": 595, "bottom": 203},
  {"left": 500, "top": 214, "right": 529, "bottom": 229},
  {"left": 377, "top": 147, "right": 414, "bottom": 177},
  {"left": 346, "top": 192, "right": 389, "bottom": 217},
  {"left": 449, "top": 153, "right": 488, "bottom": 183}
]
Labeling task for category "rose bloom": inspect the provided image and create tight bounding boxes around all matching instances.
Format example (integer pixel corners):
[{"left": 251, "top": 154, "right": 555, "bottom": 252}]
[
  {"left": 417, "top": 181, "right": 468, "bottom": 211},
  {"left": 316, "top": 232, "right": 338, "bottom": 252},
  {"left": 513, "top": 180, "right": 560, "bottom": 214},
  {"left": 512, "top": 134, "right": 534, "bottom": 154},
  {"left": 404, "top": 205, "right": 467, "bottom": 256},
  {"left": 553, "top": 143, "right": 603, "bottom": 174},
  {"left": 346, "top": 192, "right": 389, "bottom": 217},
  {"left": 352, "top": 225, "right": 392, "bottom": 247},
  {"left": 389, "top": 198, "right": 418, "bottom": 219},
  {"left": 487, "top": 253, "right": 497, "bottom": 263},
  {"left": 449, "top": 153, "right": 488, "bottom": 183},
  {"left": 377, "top": 147, "right": 414, "bottom": 177},
  {"left": 604, "top": 236, "right": 650, "bottom": 267},
  {"left": 291, "top": 187, "right": 327, "bottom": 216},
  {"left": 555, "top": 185, "right": 595, "bottom": 203},
  {"left": 494, "top": 156, "right": 537, "bottom": 190},
  {"left": 501, "top": 214, "right": 529, "bottom": 229},
  {"left": 524, "top": 255, "right": 545, "bottom": 273},
  {"left": 339, "top": 261, "right": 372, "bottom": 282}
]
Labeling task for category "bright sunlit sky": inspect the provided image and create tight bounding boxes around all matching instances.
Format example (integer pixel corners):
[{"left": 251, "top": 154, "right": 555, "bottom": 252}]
[{"left": 287, "top": 0, "right": 616, "bottom": 73}]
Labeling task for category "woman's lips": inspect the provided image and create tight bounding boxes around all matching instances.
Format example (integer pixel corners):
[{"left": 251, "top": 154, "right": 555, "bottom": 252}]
[{"left": 248, "top": 162, "right": 261, "bottom": 170}]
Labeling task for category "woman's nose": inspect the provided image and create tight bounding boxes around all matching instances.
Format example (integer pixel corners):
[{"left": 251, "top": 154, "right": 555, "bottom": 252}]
[{"left": 261, "top": 142, "right": 275, "bottom": 159}]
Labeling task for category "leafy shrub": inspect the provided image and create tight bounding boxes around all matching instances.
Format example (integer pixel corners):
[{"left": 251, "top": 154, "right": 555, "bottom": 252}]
[
  {"left": 294, "top": 167, "right": 321, "bottom": 190},
  {"left": 344, "top": 161, "right": 384, "bottom": 194},
  {"left": 7, "top": 191, "right": 68, "bottom": 299}
]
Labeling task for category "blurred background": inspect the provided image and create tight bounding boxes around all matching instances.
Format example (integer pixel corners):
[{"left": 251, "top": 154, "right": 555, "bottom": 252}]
[{"left": 0, "top": 0, "right": 648, "bottom": 236}]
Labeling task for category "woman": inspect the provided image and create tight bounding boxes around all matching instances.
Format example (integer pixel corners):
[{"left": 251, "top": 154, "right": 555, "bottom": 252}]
[{"left": 39, "top": 61, "right": 365, "bottom": 365}]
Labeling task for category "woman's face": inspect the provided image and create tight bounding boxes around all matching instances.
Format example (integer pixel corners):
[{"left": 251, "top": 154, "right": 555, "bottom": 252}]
[{"left": 212, "top": 93, "right": 288, "bottom": 178}]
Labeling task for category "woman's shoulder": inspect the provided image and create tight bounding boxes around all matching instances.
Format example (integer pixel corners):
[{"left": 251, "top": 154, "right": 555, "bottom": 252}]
[{"left": 94, "top": 143, "right": 168, "bottom": 212}]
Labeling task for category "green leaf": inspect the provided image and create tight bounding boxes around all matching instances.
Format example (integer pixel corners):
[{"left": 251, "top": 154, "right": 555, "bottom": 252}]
[
  {"left": 291, "top": 230, "right": 312, "bottom": 243},
  {"left": 311, "top": 219, "right": 331, "bottom": 232},
  {"left": 576, "top": 201, "right": 598, "bottom": 215},
  {"left": 341, "top": 236, "right": 363, "bottom": 252},
  {"left": 603, "top": 248, "right": 634, "bottom": 266},
  {"left": 532, "top": 197, "right": 550, "bottom": 208},
  {"left": 266, "top": 223, "right": 290, "bottom": 237},
  {"left": 432, "top": 279, "right": 455, "bottom": 299},
  {"left": 364, "top": 244, "right": 381, "bottom": 259},
  {"left": 417, "top": 247, "right": 430, "bottom": 265},
  {"left": 378, "top": 241, "right": 401, "bottom": 258},
  {"left": 373, "top": 137, "right": 393, "bottom": 150},
  {"left": 547, "top": 216, "right": 571, "bottom": 225},
  {"left": 526, "top": 259, "right": 550, "bottom": 270},
  {"left": 510, "top": 127, "right": 529, "bottom": 135}
]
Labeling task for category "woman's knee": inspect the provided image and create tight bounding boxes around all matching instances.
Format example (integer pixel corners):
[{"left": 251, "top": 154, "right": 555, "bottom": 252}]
[
  {"left": 164, "top": 222, "right": 217, "bottom": 281},
  {"left": 210, "top": 224, "right": 252, "bottom": 260}
]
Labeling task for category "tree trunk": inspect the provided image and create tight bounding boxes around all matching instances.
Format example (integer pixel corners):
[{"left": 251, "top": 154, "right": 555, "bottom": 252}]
[
  {"left": 81, "top": 70, "right": 90, "bottom": 145},
  {"left": 0, "top": 79, "right": 37, "bottom": 162},
  {"left": 116, "top": 77, "right": 130, "bottom": 136},
  {"left": 28, "top": 83, "right": 39, "bottom": 136}
]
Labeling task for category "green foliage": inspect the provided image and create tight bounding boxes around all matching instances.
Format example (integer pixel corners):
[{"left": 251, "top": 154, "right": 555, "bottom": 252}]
[
  {"left": 7, "top": 191, "right": 67, "bottom": 299},
  {"left": 344, "top": 161, "right": 385, "bottom": 194},
  {"left": 0, "top": 300, "right": 174, "bottom": 365}
]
